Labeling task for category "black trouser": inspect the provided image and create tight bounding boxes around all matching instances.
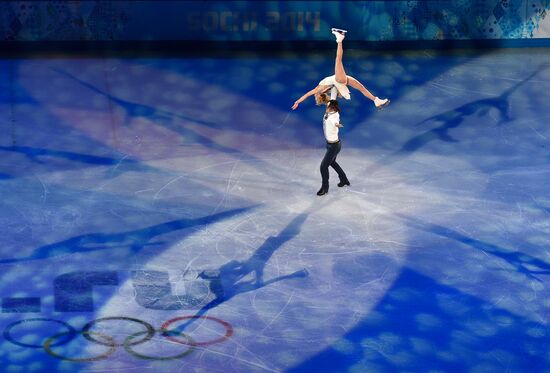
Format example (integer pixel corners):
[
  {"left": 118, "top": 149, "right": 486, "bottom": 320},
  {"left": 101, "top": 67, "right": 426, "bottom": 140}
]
[{"left": 320, "top": 140, "right": 348, "bottom": 190}]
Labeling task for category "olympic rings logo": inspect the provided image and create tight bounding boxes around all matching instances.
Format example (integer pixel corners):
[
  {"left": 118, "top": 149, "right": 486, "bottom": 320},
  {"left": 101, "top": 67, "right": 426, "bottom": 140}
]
[{"left": 3, "top": 316, "right": 233, "bottom": 362}]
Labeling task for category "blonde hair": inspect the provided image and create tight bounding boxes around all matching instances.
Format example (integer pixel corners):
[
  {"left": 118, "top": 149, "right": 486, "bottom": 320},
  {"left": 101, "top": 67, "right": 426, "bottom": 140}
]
[{"left": 315, "top": 93, "right": 330, "bottom": 106}]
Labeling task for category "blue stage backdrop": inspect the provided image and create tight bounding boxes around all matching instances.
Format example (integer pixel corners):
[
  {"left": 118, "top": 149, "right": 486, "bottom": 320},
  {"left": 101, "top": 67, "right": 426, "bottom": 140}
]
[{"left": 0, "top": 0, "right": 548, "bottom": 42}]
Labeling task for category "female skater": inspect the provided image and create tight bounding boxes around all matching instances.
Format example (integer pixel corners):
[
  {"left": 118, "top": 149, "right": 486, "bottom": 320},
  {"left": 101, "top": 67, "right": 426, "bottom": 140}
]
[
  {"left": 292, "top": 28, "right": 389, "bottom": 110},
  {"left": 317, "top": 99, "right": 350, "bottom": 196}
]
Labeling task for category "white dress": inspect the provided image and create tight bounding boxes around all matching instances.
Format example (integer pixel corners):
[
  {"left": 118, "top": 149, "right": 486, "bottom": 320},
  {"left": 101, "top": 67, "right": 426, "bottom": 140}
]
[{"left": 318, "top": 75, "right": 351, "bottom": 100}]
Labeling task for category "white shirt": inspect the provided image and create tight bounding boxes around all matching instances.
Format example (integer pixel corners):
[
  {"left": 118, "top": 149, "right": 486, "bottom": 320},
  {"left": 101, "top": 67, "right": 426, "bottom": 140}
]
[{"left": 323, "top": 111, "right": 340, "bottom": 143}]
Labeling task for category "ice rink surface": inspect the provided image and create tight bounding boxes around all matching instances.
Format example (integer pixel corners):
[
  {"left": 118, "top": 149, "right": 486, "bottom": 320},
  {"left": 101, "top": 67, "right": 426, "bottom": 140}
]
[{"left": 0, "top": 47, "right": 548, "bottom": 372}]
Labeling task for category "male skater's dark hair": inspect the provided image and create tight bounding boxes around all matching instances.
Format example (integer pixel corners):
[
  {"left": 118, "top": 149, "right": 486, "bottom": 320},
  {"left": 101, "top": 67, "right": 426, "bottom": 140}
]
[{"left": 327, "top": 99, "right": 340, "bottom": 112}]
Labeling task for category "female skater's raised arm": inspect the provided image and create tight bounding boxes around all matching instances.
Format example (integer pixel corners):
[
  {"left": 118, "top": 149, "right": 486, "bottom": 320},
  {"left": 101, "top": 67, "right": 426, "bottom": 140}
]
[{"left": 292, "top": 85, "right": 329, "bottom": 110}]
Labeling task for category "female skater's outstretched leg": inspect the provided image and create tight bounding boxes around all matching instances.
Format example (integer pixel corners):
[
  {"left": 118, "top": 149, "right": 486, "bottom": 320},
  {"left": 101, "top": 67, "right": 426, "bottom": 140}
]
[
  {"left": 333, "top": 33, "right": 347, "bottom": 84},
  {"left": 349, "top": 76, "right": 390, "bottom": 109},
  {"left": 347, "top": 76, "right": 376, "bottom": 101}
]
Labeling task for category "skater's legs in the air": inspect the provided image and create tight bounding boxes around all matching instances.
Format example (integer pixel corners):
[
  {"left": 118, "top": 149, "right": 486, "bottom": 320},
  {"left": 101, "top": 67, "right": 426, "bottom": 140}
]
[{"left": 333, "top": 31, "right": 347, "bottom": 84}]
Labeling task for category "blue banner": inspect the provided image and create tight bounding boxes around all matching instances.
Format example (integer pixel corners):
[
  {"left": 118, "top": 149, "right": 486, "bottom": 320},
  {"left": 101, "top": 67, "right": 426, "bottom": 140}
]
[{"left": 0, "top": 1, "right": 548, "bottom": 41}]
